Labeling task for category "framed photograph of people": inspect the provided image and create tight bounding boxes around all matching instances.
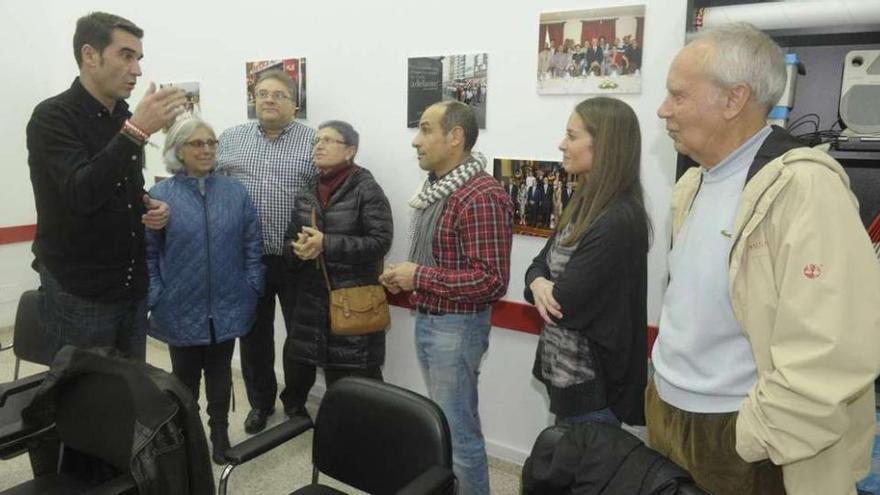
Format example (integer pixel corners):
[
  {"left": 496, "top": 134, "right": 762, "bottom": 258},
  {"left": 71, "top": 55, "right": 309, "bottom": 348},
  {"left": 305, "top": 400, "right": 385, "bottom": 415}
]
[
  {"left": 407, "top": 53, "right": 488, "bottom": 128},
  {"left": 245, "top": 57, "right": 307, "bottom": 119},
  {"left": 494, "top": 157, "right": 579, "bottom": 238},
  {"left": 159, "top": 81, "right": 200, "bottom": 131},
  {"left": 160, "top": 81, "right": 200, "bottom": 118},
  {"left": 537, "top": 5, "right": 645, "bottom": 95}
]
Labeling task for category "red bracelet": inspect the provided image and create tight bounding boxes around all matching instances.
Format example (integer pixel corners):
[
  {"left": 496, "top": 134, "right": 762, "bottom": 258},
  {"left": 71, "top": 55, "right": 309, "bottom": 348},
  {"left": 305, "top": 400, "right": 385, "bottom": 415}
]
[
  {"left": 125, "top": 120, "right": 149, "bottom": 140},
  {"left": 122, "top": 119, "right": 149, "bottom": 143}
]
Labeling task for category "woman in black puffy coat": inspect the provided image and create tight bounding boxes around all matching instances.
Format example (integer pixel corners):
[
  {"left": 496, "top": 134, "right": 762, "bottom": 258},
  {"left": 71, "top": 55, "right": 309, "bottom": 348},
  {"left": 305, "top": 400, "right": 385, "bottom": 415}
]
[{"left": 281, "top": 120, "right": 393, "bottom": 417}]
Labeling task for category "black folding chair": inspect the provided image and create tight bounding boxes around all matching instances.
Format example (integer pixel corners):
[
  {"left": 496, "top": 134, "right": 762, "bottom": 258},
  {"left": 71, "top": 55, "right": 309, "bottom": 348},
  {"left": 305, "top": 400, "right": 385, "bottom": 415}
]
[{"left": 219, "top": 377, "right": 455, "bottom": 495}]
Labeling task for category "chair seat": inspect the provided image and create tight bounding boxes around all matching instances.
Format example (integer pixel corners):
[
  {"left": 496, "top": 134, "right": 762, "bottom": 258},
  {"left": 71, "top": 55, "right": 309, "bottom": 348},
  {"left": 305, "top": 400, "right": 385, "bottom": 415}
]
[
  {"left": 290, "top": 484, "right": 349, "bottom": 495},
  {"left": 0, "top": 374, "right": 47, "bottom": 460},
  {"left": 0, "top": 473, "right": 94, "bottom": 495}
]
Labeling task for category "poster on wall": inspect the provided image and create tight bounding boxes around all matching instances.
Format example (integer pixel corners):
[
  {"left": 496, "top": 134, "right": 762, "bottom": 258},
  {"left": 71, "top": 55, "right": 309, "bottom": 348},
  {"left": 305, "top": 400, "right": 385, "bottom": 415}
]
[
  {"left": 494, "top": 157, "right": 579, "bottom": 238},
  {"left": 537, "top": 5, "right": 645, "bottom": 95},
  {"left": 407, "top": 53, "right": 488, "bottom": 128},
  {"left": 245, "top": 58, "right": 307, "bottom": 119},
  {"left": 159, "top": 81, "right": 200, "bottom": 130}
]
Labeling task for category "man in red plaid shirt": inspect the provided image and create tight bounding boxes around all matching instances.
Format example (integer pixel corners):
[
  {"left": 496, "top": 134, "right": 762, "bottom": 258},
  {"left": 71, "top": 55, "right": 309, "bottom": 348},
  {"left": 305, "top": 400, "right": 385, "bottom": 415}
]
[{"left": 381, "top": 101, "right": 512, "bottom": 495}]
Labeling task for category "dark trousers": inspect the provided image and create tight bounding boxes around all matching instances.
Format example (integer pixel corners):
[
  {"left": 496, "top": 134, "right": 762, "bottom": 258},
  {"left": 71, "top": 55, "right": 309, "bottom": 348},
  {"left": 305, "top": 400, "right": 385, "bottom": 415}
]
[
  {"left": 40, "top": 266, "right": 147, "bottom": 362},
  {"left": 285, "top": 360, "right": 383, "bottom": 410},
  {"left": 240, "top": 255, "right": 298, "bottom": 411},
  {"left": 645, "top": 379, "right": 785, "bottom": 495},
  {"left": 169, "top": 337, "right": 235, "bottom": 430}
]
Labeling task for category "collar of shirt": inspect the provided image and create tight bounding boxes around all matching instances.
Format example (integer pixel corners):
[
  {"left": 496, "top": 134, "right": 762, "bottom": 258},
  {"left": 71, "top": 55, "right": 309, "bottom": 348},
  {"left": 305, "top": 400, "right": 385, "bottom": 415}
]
[
  {"left": 69, "top": 77, "right": 130, "bottom": 120},
  {"left": 256, "top": 119, "right": 298, "bottom": 139},
  {"left": 702, "top": 125, "right": 772, "bottom": 184}
]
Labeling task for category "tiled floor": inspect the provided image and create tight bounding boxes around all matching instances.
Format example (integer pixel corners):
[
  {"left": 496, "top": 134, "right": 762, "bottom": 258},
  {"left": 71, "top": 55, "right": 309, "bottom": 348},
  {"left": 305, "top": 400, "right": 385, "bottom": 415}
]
[{"left": 0, "top": 328, "right": 522, "bottom": 494}]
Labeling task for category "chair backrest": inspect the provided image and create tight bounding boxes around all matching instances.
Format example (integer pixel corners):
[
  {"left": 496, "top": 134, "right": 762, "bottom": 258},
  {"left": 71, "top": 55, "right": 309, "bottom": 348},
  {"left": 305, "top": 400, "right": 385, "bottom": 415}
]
[
  {"left": 312, "top": 377, "right": 452, "bottom": 495},
  {"left": 55, "top": 372, "right": 136, "bottom": 472},
  {"left": 13, "top": 289, "right": 53, "bottom": 366},
  {"left": 521, "top": 425, "right": 572, "bottom": 495}
]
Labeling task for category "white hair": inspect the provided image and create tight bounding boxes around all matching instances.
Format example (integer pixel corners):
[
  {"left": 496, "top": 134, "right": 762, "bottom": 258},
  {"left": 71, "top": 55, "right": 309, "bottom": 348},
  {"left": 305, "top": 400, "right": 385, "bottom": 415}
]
[
  {"left": 162, "top": 117, "right": 216, "bottom": 174},
  {"left": 689, "top": 22, "right": 786, "bottom": 111}
]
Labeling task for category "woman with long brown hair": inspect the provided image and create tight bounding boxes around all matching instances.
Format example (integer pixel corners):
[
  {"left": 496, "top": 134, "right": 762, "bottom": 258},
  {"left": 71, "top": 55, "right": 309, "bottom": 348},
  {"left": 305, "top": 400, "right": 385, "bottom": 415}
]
[{"left": 525, "top": 97, "right": 651, "bottom": 426}]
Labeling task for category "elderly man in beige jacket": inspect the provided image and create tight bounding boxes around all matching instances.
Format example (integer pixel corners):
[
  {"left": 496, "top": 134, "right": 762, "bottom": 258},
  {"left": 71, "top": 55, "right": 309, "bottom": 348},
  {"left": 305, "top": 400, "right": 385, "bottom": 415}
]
[{"left": 648, "top": 22, "right": 880, "bottom": 495}]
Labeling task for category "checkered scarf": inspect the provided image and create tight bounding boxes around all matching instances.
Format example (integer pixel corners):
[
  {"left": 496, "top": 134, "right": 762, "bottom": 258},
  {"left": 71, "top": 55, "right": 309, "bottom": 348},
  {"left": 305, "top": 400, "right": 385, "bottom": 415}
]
[{"left": 407, "top": 152, "right": 486, "bottom": 266}]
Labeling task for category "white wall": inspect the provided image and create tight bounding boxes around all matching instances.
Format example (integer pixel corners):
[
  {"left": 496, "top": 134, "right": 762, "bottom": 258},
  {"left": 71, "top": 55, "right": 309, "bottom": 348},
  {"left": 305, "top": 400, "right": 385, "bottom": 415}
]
[{"left": 0, "top": 0, "right": 686, "bottom": 463}]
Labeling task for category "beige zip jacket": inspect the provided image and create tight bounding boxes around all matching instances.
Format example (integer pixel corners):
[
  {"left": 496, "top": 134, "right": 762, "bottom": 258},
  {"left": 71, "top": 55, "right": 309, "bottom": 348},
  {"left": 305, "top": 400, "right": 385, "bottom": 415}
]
[{"left": 670, "top": 146, "right": 880, "bottom": 495}]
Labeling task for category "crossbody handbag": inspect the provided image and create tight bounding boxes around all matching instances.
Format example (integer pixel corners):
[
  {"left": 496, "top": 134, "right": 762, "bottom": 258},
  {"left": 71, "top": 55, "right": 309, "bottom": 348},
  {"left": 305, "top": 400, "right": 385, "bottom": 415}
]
[{"left": 312, "top": 208, "right": 390, "bottom": 335}]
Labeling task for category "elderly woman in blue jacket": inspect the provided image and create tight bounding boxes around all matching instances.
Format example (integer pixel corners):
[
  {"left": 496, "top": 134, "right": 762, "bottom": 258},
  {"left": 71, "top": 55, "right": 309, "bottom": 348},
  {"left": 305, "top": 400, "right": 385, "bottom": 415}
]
[{"left": 146, "top": 117, "right": 264, "bottom": 465}]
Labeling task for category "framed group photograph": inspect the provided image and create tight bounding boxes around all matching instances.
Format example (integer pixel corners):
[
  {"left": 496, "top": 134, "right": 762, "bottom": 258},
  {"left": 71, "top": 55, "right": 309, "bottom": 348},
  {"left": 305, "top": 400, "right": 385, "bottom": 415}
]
[
  {"left": 494, "top": 157, "right": 580, "bottom": 238},
  {"left": 537, "top": 5, "right": 645, "bottom": 95}
]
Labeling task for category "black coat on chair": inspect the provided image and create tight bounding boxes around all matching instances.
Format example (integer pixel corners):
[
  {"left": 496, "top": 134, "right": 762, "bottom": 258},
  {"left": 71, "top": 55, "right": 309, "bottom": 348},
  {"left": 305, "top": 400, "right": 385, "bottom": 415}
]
[
  {"left": 20, "top": 346, "right": 214, "bottom": 495},
  {"left": 522, "top": 423, "right": 710, "bottom": 495}
]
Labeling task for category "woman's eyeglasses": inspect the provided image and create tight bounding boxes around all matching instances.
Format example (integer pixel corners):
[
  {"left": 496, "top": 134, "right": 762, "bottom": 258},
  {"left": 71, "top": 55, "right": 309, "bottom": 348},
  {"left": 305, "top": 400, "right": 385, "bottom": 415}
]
[
  {"left": 311, "top": 137, "right": 347, "bottom": 147},
  {"left": 184, "top": 139, "right": 219, "bottom": 149}
]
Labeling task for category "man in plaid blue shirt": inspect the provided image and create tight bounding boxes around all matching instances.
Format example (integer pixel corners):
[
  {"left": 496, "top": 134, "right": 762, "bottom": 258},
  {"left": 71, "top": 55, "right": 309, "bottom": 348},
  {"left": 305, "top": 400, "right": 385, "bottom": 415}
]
[{"left": 216, "top": 69, "right": 316, "bottom": 434}]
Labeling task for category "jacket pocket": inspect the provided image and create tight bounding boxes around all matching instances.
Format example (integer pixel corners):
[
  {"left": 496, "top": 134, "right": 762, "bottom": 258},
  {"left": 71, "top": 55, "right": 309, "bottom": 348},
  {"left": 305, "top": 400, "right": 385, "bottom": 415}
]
[{"left": 132, "top": 419, "right": 189, "bottom": 494}]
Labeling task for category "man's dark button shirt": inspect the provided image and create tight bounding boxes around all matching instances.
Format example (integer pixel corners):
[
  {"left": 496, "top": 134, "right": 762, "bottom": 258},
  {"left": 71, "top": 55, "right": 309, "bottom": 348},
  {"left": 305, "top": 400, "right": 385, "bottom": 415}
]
[{"left": 27, "top": 78, "right": 148, "bottom": 302}]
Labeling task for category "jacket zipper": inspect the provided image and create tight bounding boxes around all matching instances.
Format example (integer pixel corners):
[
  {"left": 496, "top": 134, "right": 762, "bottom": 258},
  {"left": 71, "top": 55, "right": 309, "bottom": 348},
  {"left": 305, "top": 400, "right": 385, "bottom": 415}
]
[
  {"left": 727, "top": 171, "right": 780, "bottom": 268},
  {"left": 201, "top": 187, "right": 213, "bottom": 324}
]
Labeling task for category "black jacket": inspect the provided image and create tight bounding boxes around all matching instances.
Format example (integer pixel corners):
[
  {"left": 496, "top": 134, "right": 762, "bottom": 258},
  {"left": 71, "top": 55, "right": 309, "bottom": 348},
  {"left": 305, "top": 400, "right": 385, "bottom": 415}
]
[
  {"left": 283, "top": 166, "right": 393, "bottom": 369},
  {"left": 522, "top": 424, "right": 703, "bottom": 495},
  {"left": 525, "top": 194, "right": 649, "bottom": 425},
  {"left": 22, "top": 346, "right": 214, "bottom": 495},
  {"left": 27, "top": 78, "right": 148, "bottom": 302}
]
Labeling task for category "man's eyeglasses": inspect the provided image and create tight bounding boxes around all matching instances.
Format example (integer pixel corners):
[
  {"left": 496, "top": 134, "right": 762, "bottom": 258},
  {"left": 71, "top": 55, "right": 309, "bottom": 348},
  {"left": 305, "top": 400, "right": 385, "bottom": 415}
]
[
  {"left": 311, "top": 137, "right": 347, "bottom": 147},
  {"left": 184, "top": 139, "right": 219, "bottom": 149},
  {"left": 255, "top": 90, "right": 292, "bottom": 101}
]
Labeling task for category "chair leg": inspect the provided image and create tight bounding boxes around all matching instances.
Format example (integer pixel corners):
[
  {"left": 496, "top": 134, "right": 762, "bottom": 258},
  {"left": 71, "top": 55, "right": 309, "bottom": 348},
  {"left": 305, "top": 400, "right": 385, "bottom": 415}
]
[
  {"left": 218, "top": 463, "right": 236, "bottom": 495},
  {"left": 312, "top": 466, "right": 319, "bottom": 485},
  {"left": 230, "top": 381, "right": 235, "bottom": 413},
  {"left": 14, "top": 357, "right": 21, "bottom": 381}
]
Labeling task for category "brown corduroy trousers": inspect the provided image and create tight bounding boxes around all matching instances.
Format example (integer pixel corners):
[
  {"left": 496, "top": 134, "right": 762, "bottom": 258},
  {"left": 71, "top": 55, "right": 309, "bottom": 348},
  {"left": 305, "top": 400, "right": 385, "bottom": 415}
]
[{"left": 645, "top": 379, "right": 786, "bottom": 495}]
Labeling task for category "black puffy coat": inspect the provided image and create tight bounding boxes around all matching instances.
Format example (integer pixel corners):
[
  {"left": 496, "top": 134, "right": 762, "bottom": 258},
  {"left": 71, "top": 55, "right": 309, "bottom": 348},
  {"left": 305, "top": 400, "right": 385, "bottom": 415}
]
[{"left": 283, "top": 166, "right": 393, "bottom": 369}]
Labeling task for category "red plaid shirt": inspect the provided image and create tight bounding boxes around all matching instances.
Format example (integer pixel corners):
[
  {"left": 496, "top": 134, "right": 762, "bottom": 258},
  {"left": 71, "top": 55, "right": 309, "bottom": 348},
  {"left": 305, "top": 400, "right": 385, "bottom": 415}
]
[{"left": 411, "top": 172, "right": 513, "bottom": 314}]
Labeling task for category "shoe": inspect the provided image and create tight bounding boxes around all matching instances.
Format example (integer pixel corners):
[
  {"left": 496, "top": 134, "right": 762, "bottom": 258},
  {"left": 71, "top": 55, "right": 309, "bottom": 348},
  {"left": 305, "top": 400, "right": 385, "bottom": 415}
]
[
  {"left": 210, "top": 428, "right": 231, "bottom": 465},
  {"left": 243, "top": 407, "right": 274, "bottom": 434},
  {"left": 284, "top": 405, "right": 310, "bottom": 420}
]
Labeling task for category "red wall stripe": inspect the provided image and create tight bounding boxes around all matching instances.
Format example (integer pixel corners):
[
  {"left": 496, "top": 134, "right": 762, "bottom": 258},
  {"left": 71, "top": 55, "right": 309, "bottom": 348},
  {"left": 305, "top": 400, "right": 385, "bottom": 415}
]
[
  {"left": 0, "top": 224, "right": 36, "bottom": 245},
  {"left": 1, "top": 223, "right": 661, "bottom": 352},
  {"left": 387, "top": 289, "right": 659, "bottom": 352}
]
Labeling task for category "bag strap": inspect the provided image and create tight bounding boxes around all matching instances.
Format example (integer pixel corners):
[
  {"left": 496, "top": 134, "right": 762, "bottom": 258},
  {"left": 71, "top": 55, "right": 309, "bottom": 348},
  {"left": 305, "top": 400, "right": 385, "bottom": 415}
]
[
  {"left": 319, "top": 255, "right": 332, "bottom": 293},
  {"left": 313, "top": 207, "right": 332, "bottom": 293}
]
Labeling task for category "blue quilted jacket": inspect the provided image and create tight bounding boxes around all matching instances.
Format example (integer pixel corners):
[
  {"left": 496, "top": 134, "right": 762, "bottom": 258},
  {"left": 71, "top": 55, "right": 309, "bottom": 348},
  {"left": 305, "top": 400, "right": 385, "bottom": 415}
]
[{"left": 146, "top": 174, "right": 264, "bottom": 346}]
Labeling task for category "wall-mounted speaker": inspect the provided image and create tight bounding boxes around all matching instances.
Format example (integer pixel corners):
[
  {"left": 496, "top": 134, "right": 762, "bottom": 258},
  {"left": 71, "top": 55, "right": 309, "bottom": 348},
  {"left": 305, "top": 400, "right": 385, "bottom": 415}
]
[{"left": 839, "top": 50, "right": 880, "bottom": 135}]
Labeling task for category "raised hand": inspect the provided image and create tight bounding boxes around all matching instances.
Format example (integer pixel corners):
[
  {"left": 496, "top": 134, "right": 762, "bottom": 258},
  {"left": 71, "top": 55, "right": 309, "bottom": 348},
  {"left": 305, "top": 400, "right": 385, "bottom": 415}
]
[{"left": 129, "top": 83, "right": 187, "bottom": 135}]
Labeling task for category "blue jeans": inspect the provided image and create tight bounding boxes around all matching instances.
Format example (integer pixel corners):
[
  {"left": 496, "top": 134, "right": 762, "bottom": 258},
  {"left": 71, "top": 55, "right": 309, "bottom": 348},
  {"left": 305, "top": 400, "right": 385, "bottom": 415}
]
[
  {"left": 40, "top": 267, "right": 147, "bottom": 361},
  {"left": 556, "top": 407, "right": 621, "bottom": 427},
  {"left": 415, "top": 309, "right": 491, "bottom": 495}
]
